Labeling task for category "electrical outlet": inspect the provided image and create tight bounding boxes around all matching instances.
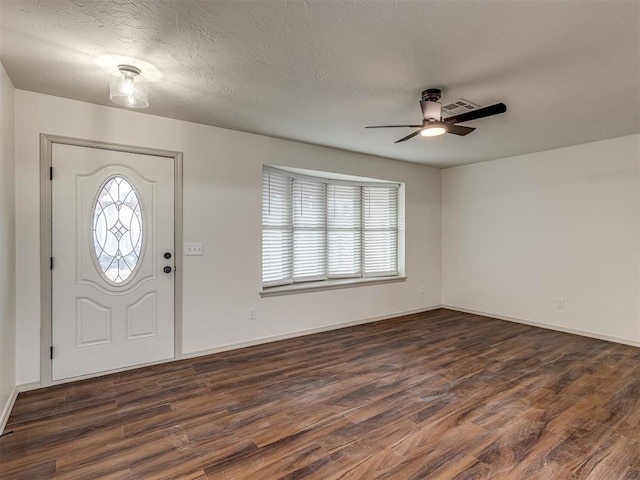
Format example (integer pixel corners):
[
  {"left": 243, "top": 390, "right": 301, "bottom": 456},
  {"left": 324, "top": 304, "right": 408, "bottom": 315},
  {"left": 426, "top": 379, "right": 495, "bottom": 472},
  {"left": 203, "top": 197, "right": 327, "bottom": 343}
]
[
  {"left": 556, "top": 298, "right": 565, "bottom": 309},
  {"left": 248, "top": 308, "right": 257, "bottom": 320},
  {"left": 185, "top": 242, "right": 204, "bottom": 256},
  {"left": 419, "top": 285, "right": 425, "bottom": 295}
]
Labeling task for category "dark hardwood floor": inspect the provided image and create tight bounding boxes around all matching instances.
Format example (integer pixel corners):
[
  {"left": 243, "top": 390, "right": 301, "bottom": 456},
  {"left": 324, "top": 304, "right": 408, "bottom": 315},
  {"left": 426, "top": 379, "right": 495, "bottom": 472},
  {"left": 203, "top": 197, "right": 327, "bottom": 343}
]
[{"left": 1, "top": 308, "right": 640, "bottom": 479}]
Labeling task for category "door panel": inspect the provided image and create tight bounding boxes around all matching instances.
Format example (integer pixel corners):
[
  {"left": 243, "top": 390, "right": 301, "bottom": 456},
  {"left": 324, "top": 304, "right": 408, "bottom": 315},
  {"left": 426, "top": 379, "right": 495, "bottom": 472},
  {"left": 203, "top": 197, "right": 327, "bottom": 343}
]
[{"left": 51, "top": 144, "right": 175, "bottom": 381}]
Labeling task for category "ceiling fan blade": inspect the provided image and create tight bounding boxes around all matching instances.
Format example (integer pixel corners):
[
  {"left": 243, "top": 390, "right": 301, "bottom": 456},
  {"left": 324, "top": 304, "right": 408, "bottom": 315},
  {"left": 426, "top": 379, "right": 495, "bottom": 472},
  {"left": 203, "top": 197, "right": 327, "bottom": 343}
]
[
  {"left": 365, "top": 124, "right": 423, "bottom": 128},
  {"left": 394, "top": 129, "right": 422, "bottom": 143},
  {"left": 446, "top": 124, "right": 476, "bottom": 136},
  {"left": 444, "top": 102, "right": 507, "bottom": 124}
]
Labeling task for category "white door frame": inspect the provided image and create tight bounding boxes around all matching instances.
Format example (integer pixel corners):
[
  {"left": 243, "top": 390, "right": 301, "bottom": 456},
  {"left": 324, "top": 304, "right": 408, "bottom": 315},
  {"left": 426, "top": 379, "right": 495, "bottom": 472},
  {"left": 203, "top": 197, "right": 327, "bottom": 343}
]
[{"left": 40, "top": 134, "right": 183, "bottom": 387}]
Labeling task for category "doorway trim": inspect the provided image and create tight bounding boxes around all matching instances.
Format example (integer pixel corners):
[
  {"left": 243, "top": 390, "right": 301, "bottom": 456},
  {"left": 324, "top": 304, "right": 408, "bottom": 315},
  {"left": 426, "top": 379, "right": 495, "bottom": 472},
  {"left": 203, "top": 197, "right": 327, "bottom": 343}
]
[{"left": 40, "top": 134, "right": 183, "bottom": 387}]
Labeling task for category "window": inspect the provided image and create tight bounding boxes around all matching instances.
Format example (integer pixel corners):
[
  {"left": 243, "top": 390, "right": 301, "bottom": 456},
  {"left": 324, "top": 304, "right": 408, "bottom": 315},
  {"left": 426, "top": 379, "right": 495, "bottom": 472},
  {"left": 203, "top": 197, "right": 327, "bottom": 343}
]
[
  {"left": 262, "top": 166, "right": 400, "bottom": 289},
  {"left": 92, "top": 175, "right": 144, "bottom": 284}
]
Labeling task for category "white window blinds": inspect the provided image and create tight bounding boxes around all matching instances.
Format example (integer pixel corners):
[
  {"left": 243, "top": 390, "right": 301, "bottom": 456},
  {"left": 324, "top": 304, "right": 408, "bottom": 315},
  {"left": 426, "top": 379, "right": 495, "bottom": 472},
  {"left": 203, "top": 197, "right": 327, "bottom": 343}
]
[
  {"left": 293, "top": 179, "right": 327, "bottom": 282},
  {"left": 327, "top": 184, "right": 361, "bottom": 278},
  {"left": 363, "top": 185, "right": 398, "bottom": 277},
  {"left": 262, "top": 167, "right": 399, "bottom": 287},
  {"left": 262, "top": 170, "right": 293, "bottom": 286}
]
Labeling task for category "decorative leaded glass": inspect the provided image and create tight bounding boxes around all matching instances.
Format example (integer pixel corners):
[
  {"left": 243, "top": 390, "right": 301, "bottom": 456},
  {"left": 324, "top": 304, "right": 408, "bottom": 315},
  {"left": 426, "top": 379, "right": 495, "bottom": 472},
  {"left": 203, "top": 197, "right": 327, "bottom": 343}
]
[{"left": 92, "top": 176, "right": 144, "bottom": 284}]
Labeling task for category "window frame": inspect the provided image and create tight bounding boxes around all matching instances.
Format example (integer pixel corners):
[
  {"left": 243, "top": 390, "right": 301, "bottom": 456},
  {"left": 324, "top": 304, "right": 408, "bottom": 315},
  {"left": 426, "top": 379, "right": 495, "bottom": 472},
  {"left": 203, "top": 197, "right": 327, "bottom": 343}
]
[{"left": 261, "top": 166, "right": 405, "bottom": 296}]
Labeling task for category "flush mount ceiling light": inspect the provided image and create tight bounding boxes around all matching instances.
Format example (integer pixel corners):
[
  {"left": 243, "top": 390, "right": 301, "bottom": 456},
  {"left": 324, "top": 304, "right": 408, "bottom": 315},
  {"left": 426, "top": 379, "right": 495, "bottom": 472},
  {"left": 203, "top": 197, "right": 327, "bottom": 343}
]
[{"left": 110, "top": 64, "right": 149, "bottom": 108}]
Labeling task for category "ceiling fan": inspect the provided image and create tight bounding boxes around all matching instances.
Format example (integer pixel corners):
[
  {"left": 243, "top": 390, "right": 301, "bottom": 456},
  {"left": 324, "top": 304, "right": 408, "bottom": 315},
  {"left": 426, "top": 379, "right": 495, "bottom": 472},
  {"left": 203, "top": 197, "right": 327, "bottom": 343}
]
[{"left": 365, "top": 88, "right": 507, "bottom": 143}]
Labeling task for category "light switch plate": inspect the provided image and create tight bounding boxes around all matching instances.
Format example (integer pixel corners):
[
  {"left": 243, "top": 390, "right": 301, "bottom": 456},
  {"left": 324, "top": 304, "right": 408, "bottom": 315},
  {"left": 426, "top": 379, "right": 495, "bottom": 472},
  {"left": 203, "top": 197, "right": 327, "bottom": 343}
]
[{"left": 185, "top": 242, "right": 204, "bottom": 256}]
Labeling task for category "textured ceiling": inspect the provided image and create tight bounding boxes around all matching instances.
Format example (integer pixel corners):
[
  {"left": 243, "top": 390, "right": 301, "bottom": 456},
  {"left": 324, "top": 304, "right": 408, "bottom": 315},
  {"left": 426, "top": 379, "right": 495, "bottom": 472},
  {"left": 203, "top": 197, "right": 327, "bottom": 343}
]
[{"left": 1, "top": 0, "right": 639, "bottom": 167}]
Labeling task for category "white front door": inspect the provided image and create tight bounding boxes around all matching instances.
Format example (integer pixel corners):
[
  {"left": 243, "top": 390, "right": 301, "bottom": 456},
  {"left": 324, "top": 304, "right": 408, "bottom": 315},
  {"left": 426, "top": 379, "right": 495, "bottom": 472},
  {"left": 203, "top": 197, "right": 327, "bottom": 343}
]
[{"left": 51, "top": 143, "right": 175, "bottom": 381}]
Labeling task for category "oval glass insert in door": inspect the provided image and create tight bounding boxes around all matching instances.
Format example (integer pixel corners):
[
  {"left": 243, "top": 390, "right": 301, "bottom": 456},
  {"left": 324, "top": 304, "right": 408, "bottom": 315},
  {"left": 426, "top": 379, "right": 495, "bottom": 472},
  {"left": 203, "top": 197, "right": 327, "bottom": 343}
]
[{"left": 91, "top": 175, "right": 146, "bottom": 285}]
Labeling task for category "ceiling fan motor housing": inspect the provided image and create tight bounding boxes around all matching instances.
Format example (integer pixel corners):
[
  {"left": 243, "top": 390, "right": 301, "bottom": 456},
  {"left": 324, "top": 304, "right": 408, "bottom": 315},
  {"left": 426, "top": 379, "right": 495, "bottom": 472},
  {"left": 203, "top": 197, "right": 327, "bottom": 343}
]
[
  {"left": 421, "top": 89, "right": 442, "bottom": 121},
  {"left": 421, "top": 88, "right": 442, "bottom": 102}
]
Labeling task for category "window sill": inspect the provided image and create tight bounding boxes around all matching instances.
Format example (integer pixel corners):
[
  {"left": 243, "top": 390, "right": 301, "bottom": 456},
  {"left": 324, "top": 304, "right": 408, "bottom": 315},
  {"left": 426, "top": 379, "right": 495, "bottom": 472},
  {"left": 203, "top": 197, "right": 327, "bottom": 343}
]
[{"left": 260, "top": 275, "right": 407, "bottom": 297}]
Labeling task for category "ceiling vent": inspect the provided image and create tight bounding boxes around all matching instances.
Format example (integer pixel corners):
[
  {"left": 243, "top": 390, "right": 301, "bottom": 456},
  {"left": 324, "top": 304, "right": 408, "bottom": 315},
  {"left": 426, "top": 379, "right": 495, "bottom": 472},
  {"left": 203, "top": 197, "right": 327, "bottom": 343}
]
[{"left": 441, "top": 99, "right": 480, "bottom": 118}]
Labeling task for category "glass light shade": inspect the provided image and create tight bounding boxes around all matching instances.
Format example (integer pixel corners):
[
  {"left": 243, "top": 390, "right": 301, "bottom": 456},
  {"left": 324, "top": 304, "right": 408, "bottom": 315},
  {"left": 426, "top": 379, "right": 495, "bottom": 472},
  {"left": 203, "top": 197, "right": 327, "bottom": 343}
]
[
  {"left": 110, "top": 66, "right": 149, "bottom": 108},
  {"left": 420, "top": 125, "right": 446, "bottom": 137}
]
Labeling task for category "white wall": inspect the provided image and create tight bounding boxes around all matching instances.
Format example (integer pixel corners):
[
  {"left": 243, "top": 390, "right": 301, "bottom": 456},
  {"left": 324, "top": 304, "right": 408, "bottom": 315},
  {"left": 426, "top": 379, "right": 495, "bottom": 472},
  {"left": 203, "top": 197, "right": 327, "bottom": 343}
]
[
  {"left": 10, "top": 88, "right": 640, "bottom": 390},
  {"left": 15, "top": 90, "right": 441, "bottom": 385},
  {"left": 442, "top": 135, "right": 640, "bottom": 344},
  {"left": 0, "top": 63, "right": 16, "bottom": 427}
]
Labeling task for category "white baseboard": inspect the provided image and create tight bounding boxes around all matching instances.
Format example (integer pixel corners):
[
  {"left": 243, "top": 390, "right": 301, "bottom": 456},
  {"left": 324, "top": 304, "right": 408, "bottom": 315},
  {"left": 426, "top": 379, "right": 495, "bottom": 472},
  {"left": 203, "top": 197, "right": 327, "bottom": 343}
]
[
  {"left": 183, "top": 305, "right": 442, "bottom": 359},
  {"left": 1, "top": 381, "right": 42, "bottom": 434},
  {"left": 13, "top": 307, "right": 442, "bottom": 397},
  {"left": 443, "top": 305, "right": 640, "bottom": 348},
  {"left": 16, "top": 381, "right": 42, "bottom": 393},
  {"left": 0, "top": 386, "right": 18, "bottom": 435}
]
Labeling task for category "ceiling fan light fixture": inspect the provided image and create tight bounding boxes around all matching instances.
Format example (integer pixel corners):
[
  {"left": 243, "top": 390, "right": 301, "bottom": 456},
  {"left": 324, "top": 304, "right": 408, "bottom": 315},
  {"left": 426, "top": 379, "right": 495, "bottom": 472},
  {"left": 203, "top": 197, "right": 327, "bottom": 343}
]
[
  {"left": 110, "top": 64, "right": 149, "bottom": 108},
  {"left": 420, "top": 124, "right": 446, "bottom": 137}
]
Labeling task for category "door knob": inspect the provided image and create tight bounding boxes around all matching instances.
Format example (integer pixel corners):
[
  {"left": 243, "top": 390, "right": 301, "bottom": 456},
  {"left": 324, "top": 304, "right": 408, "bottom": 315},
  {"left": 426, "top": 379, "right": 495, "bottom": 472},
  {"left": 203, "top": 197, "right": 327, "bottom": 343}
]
[
  {"left": 164, "top": 252, "right": 172, "bottom": 259},
  {"left": 163, "top": 266, "right": 172, "bottom": 274}
]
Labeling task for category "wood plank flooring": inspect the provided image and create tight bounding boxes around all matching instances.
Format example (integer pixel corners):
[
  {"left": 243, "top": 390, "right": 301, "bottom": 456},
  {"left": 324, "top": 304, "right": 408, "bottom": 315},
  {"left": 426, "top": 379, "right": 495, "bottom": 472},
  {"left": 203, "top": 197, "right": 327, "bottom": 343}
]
[{"left": 2, "top": 309, "right": 640, "bottom": 479}]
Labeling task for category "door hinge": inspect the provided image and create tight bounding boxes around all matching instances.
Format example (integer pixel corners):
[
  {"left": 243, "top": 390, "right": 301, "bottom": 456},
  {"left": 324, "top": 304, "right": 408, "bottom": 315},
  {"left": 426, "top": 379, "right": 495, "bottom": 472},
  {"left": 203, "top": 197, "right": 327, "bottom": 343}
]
[
  {"left": 50, "top": 257, "right": 53, "bottom": 270},
  {"left": 50, "top": 346, "right": 54, "bottom": 359},
  {"left": 50, "top": 167, "right": 53, "bottom": 180}
]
